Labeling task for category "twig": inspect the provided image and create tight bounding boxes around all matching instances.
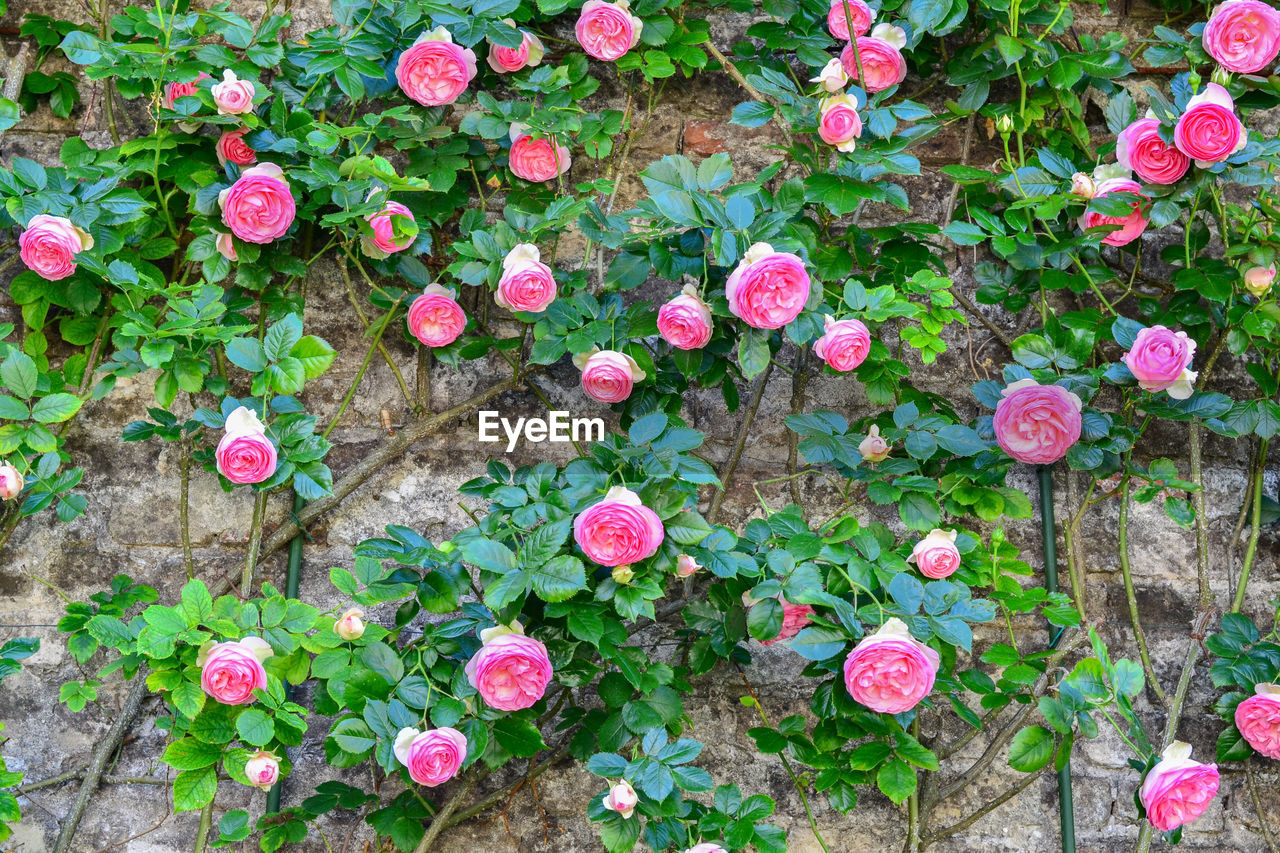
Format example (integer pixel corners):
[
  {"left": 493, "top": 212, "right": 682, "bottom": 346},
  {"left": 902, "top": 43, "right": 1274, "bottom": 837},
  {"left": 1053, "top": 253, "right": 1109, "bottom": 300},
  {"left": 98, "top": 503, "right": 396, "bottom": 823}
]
[
  {"left": 179, "top": 437, "right": 194, "bottom": 579},
  {"left": 1246, "top": 760, "right": 1280, "bottom": 853},
  {"left": 442, "top": 744, "right": 571, "bottom": 830},
  {"left": 1118, "top": 480, "right": 1167, "bottom": 706},
  {"left": 411, "top": 770, "right": 482, "bottom": 853},
  {"left": 702, "top": 40, "right": 792, "bottom": 136},
  {"left": 708, "top": 362, "right": 774, "bottom": 524},
  {"left": 921, "top": 766, "right": 1049, "bottom": 844},
  {"left": 192, "top": 799, "right": 214, "bottom": 853},
  {"left": 787, "top": 347, "right": 808, "bottom": 508},
  {"left": 0, "top": 42, "right": 29, "bottom": 148},
  {"left": 1232, "top": 439, "right": 1269, "bottom": 613},
  {"left": 241, "top": 490, "right": 269, "bottom": 596}
]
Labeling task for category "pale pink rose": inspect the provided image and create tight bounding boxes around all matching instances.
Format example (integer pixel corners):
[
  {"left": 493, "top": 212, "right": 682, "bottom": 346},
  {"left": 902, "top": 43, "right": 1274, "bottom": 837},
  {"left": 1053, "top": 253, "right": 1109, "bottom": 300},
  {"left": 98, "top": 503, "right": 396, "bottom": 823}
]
[
  {"left": 1079, "top": 177, "right": 1148, "bottom": 247},
  {"left": 335, "top": 608, "right": 365, "bottom": 641},
  {"left": 363, "top": 199, "right": 416, "bottom": 258},
  {"left": 218, "top": 162, "right": 296, "bottom": 244},
  {"left": 487, "top": 23, "right": 545, "bottom": 73},
  {"left": 1204, "top": 0, "right": 1280, "bottom": 72},
  {"left": 396, "top": 27, "right": 478, "bottom": 107},
  {"left": 393, "top": 726, "right": 467, "bottom": 786},
  {"left": 1174, "top": 83, "right": 1247, "bottom": 166},
  {"left": 1139, "top": 742, "right": 1219, "bottom": 832},
  {"left": 810, "top": 58, "right": 851, "bottom": 93},
  {"left": 676, "top": 554, "right": 701, "bottom": 577},
  {"left": 725, "top": 242, "right": 811, "bottom": 330},
  {"left": 464, "top": 631, "right": 553, "bottom": 711},
  {"left": 199, "top": 637, "right": 272, "bottom": 705},
  {"left": 840, "top": 25, "right": 908, "bottom": 93},
  {"left": 817, "top": 94, "right": 863, "bottom": 152},
  {"left": 827, "top": 0, "right": 874, "bottom": 40},
  {"left": 216, "top": 128, "right": 257, "bottom": 167},
  {"left": 496, "top": 243, "right": 557, "bottom": 313},
  {"left": 407, "top": 284, "right": 467, "bottom": 347},
  {"left": 244, "top": 750, "right": 280, "bottom": 790},
  {"left": 842, "top": 618, "right": 939, "bottom": 713},
  {"left": 18, "top": 214, "right": 92, "bottom": 281},
  {"left": 909, "top": 529, "right": 961, "bottom": 580},
  {"left": 813, "top": 314, "right": 871, "bottom": 371},
  {"left": 162, "top": 72, "right": 211, "bottom": 109},
  {"left": 508, "top": 125, "right": 572, "bottom": 183},
  {"left": 1244, "top": 264, "right": 1276, "bottom": 297},
  {"left": 215, "top": 232, "right": 237, "bottom": 262},
  {"left": 0, "top": 461, "right": 22, "bottom": 500},
  {"left": 574, "top": 348, "right": 645, "bottom": 404},
  {"left": 1123, "top": 325, "right": 1197, "bottom": 399},
  {"left": 993, "top": 379, "right": 1082, "bottom": 465},
  {"left": 1116, "top": 118, "right": 1190, "bottom": 185},
  {"left": 657, "top": 285, "right": 713, "bottom": 350},
  {"left": 1235, "top": 684, "right": 1280, "bottom": 759},
  {"left": 859, "top": 424, "right": 891, "bottom": 462},
  {"left": 215, "top": 406, "right": 278, "bottom": 485},
  {"left": 1069, "top": 172, "right": 1096, "bottom": 198},
  {"left": 685, "top": 846, "right": 728, "bottom": 853},
  {"left": 602, "top": 779, "right": 638, "bottom": 818},
  {"left": 576, "top": 0, "right": 643, "bottom": 61},
  {"left": 574, "top": 485, "right": 664, "bottom": 566},
  {"left": 760, "top": 601, "right": 815, "bottom": 645},
  {"left": 211, "top": 70, "right": 255, "bottom": 115}
]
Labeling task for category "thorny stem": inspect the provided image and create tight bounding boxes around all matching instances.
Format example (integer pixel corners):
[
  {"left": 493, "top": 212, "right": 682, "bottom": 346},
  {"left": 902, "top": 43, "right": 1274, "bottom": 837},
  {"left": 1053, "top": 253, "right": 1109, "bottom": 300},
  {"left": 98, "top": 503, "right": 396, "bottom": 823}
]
[
  {"left": 708, "top": 363, "right": 774, "bottom": 524},
  {"left": 920, "top": 766, "right": 1049, "bottom": 845},
  {"left": 1246, "top": 760, "right": 1280, "bottom": 853},
  {"left": 241, "top": 490, "right": 269, "bottom": 596},
  {"left": 192, "top": 800, "right": 214, "bottom": 853},
  {"left": 323, "top": 302, "right": 401, "bottom": 439},
  {"left": 1232, "top": 438, "right": 1269, "bottom": 613},
  {"left": 411, "top": 770, "right": 483, "bottom": 853},
  {"left": 179, "top": 437, "right": 194, "bottom": 579},
  {"left": 339, "top": 256, "right": 414, "bottom": 405},
  {"left": 1117, "top": 479, "right": 1167, "bottom": 706},
  {"left": 787, "top": 347, "right": 809, "bottom": 508}
]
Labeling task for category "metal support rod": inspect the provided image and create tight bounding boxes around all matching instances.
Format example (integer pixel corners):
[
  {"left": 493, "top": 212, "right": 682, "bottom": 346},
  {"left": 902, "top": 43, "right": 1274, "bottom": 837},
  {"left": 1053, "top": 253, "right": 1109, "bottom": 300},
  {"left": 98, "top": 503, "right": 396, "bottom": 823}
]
[{"left": 1039, "top": 464, "right": 1076, "bottom": 853}]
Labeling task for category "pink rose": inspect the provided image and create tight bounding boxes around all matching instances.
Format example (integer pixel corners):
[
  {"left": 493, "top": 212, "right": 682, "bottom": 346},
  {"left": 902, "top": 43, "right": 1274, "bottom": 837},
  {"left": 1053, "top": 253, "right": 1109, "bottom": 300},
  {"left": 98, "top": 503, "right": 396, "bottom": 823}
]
[
  {"left": 19, "top": 214, "right": 93, "bottom": 281},
  {"left": 657, "top": 285, "right": 713, "bottom": 350},
  {"left": 363, "top": 198, "right": 416, "bottom": 258},
  {"left": 840, "top": 25, "right": 908, "bottom": 93},
  {"left": 574, "top": 348, "right": 645, "bottom": 404},
  {"left": 842, "top": 618, "right": 940, "bottom": 714},
  {"left": 396, "top": 27, "right": 478, "bottom": 107},
  {"left": 760, "top": 601, "right": 815, "bottom": 645},
  {"left": 810, "top": 58, "right": 850, "bottom": 93},
  {"left": 1203, "top": 0, "right": 1280, "bottom": 73},
  {"left": 199, "top": 637, "right": 272, "bottom": 705},
  {"left": 1116, "top": 118, "right": 1189, "bottom": 185},
  {"left": 464, "top": 631, "right": 553, "bottom": 711},
  {"left": 817, "top": 94, "right": 863, "bottom": 152},
  {"left": 496, "top": 243, "right": 557, "bottom": 313},
  {"left": 992, "top": 379, "right": 1082, "bottom": 466},
  {"left": 244, "top": 750, "right": 280, "bottom": 790},
  {"left": 215, "top": 232, "right": 237, "bottom": 262},
  {"left": 487, "top": 23, "right": 545, "bottom": 73},
  {"left": 407, "top": 284, "right": 467, "bottom": 347},
  {"left": 576, "top": 0, "right": 643, "bottom": 61},
  {"left": 1244, "top": 264, "right": 1275, "bottom": 297},
  {"left": 909, "top": 529, "right": 961, "bottom": 580},
  {"left": 827, "top": 0, "right": 874, "bottom": 40},
  {"left": 813, "top": 314, "right": 871, "bottom": 371},
  {"left": 508, "top": 125, "right": 572, "bottom": 183},
  {"left": 393, "top": 726, "right": 467, "bottom": 786},
  {"left": 215, "top": 406, "right": 278, "bottom": 485},
  {"left": 1235, "top": 684, "right": 1280, "bottom": 759},
  {"left": 859, "top": 424, "right": 891, "bottom": 462},
  {"left": 0, "top": 461, "right": 23, "bottom": 500},
  {"left": 211, "top": 70, "right": 255, "bottom": 116},
  {"left": 725, "top": 242, "right": 811, "bottom": 330},
  {"left": 676, "top": 554, "right": 701, "bottom": 577},
  {"left": 1174, "top": 83, "right": 1247, "bottom": 166},
  {"left": 1123, "top": 325, "right": 1197, "bottom": 399},
  {"left": 218, "top": 163, "right": 296, "bottom": 244},
  {"left": 1139, "top": 742, "right": 1219, "bottom": 832},
  {"left": 163, "top": 72, "right": 211, "bottom": 109},
  {"left": 1079, "top": 177, "right": 1148, "bottom": 247},
  {"left": 685, "top": 846, "right": 728, "bottom": 853},
  {"left": 574, "top": 485, "right": 664, "bottom": 566},
  {"left": 335, "top": 608, "right": 365, "bottom": 641},
  {"left": 216, "top": 128, "right": 257, "bottom": 167},
  {"left": 602, "top": 779, "right": 638, "bottom": 818}
]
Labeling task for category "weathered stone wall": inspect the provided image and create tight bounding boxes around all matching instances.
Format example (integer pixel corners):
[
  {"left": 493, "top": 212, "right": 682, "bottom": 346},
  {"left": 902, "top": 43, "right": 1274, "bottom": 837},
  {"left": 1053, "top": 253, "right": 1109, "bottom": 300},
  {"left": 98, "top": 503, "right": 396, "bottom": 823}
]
[{"left": 0, "top": 1, "right": 1278, "bottom": 851}]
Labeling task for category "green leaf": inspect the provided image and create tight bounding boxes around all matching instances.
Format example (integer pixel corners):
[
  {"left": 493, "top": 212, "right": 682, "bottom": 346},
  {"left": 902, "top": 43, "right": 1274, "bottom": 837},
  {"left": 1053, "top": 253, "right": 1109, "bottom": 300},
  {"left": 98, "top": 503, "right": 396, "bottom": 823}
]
[
  {"left": 738, "top": 327, "right": 771, "bottom": 380},
  {"left": 876, "top": 759, "right": 916, "bottom": 804},
  {"left": 236, "top": 708, "right": 274, "bottom": 747},
  {"left": 359, "top": 642, "right": 404, "bottom": 684},
  {"left": 264, "top": 314, "right": 304, "bottom": 362},
  {"left": 172, "top": 766, "right": 217, "bottom": 812},
  {"left": 225, "top": 338, "right": 267, "bottom": 373},
  {"left": 1008, "top": 725, "right": 1055, "bottom": 772},
  {"left": 530, "top": 555, "right": 586, "bottom": 602},
  {"left": 163, "top": 737, "right": 224, "bottom": 770},
  {"left": 290, "top": 335, "right": 335, "bottom": 379},
  {"left": 1, "top": 350, "right": 37, "bottom": 400},
  {"left": 492, "top": 715, "right": 546, "bottom": 757}
]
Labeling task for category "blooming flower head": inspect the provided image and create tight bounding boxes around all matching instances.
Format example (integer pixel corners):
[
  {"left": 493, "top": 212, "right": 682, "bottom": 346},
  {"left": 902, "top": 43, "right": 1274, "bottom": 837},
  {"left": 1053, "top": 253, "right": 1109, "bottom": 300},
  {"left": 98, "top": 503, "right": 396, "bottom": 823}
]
[
  {"left": 992, "top": 379, "right": 1083, "bottom": 465},
  {"left": 1079, "top": 177, "right": 1148, "bottom": 247},
  {"left": 396, "top": 27, "right": 478, "bottom": 106},
  {"left": 843, "top": 617, "right": 940, "bottom": 713},
  {"left": 218, "top": 163, "right": 296, "bottom": 244},
  {"left": 407, "top": 284, "right": 466, "bottom": 347},
  {"left": 1174, "top": 83, "right": 1248, "bottom": 167},
  {"left": 393, "top": 726, "right": 467, "bottom": 786},
  {"left": 817, "top": 94, "right": 864, "bottom": 153},
  {"left": 487, "top": 22, "right": 545, "bottom": 73},
  {"left": 827, "top": 0, "right": 874, "bottom": 40},
  {"left": 725, "top": 242, "right": 811, "bottom": 330},
  {"left": 814, "top": 314, "right": 871, "bottom": 371},
  {"left": 1235, "top": 683, "right": 1280, "bottom": 759},
  {"left": 573, "top": 348, "right": 645, "bottom": 404},
  {"left": 840, "top": 24, "right": 908, "bottom": 93},
  {"left": 576, "top": 0, "right": 643, "bottom": 61},
  {"left": 1203, "top": 0, "right": 1280, "bottom": 73},
  {"left": 909, "top": 529, "right": 961, "bottom": 579},
  {"left": 760, "top": 600, "right": 815, "bottom": 645},
  {"left": 1123, "top": 325, "right": 1197, "bottom": 399},
  {"left": 657, "top": 284, "right": 714, "bottom": 350},
  {"left": 464, "top": 628, "right": 553, "bottom": 711},
  {"left": 574, "top": 486, "right": 664, "bottom": 567},
  {"left": 496, "top": 243, "right": 557, "bottom": 313},
  {"left": 1139, "top": 742, "right": 1220, "bottom": 832},
  {"left": 199, "top": 637, "right": 272, "bottom": 705},
  {"left": 211, "top": 69, "right": 255, "bottom": 115},
  {"left": 1116, "top": 118, "right": 1190, "bottom": 185},
  {"left": 508, "top": 123, "right": 573, "bottom": 183},
  {"left": 215, "top": 406, "right": 277, "bottom": 485},
  {"left": 18, "top": 214, "right": 93, "bottom": 281},
  {"left": 362, "top": 195, "right": 416, "bottom": 259}
]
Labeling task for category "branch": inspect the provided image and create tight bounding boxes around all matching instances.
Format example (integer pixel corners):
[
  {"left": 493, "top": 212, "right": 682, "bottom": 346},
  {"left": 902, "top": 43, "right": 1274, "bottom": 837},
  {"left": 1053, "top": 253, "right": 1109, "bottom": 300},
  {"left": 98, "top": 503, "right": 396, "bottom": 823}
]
[
  {"left": 708, "top": 362, "right": 774, "bottom": 524},
  {"left": 921, "top": 766, "right": 1049, "bottom": 845}
]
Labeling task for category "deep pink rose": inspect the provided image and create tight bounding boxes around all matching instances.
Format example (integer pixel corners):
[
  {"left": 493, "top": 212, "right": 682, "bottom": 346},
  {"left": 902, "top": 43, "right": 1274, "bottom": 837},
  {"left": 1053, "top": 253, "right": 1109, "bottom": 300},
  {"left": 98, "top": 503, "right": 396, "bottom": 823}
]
[
  {"left": 394, "top": 726, "right": 467, "bottom": 786},
  {"left": 909, "top": 529, "right": 961, "bottom": 580},
  {"left": 508, "top": 127, "right": 572, "bottom": 183},
  {"left": 200, "top": 637, "right": 271, "bottom": 705},
  {"left": 992, "top": 379, "right": 1082, "bottom": 465},
  {"left": 487, "top": 25, "right": 545, "bottom": 73},
  {"left": 1174, "top": 83, "right": 1247, "bottom": 166},
  {"left": 576, "top": 0, "right": 643, "bottom": 61},
  {"left": 814, "top": 315, "right": 871, "bottom": 372},
  {"left": 216, "top": 232, "right": 237, "bottom": 262},
  {"left": 219, "top": 163, "right": 295, "bottom": 244},
  {"left": 602, "top": 779, "right": 638, "bottom": 818},
  {"left": 840, "top": 25, "right": 908, "bottom": 93},
  {"left": 396, "top": 28, "right": 478, "bottom": 106},
  {"left": 1116, "top": 118, "right": 1189, "bottom": 185},
  {"left": 216, "top": 128, "right": 257, "bottom": 167},
  {"left": 726, "top": 242, "right": 811, "bottom": 330},
  {"left": 827, "top": 0, "right": 873, "bottom": 40},
  {"left": 19, "top": 214, "right": 92, "bottom": 281},
  {"left": 575, "top": 349, "right": 645, "bottom": 404},
  {"left": 574, "top": 485, "right": 664, "bottom": 566},
  {"left": 407, "top": 284, "right": 466, "bottom": 347},
  {"left": 657, "top": 286, "right": 713, "bottom": 350},
  {"left": 211, "top": 70, "right": 255, "bottom": 115},
  {"left": 1123, "top": 325, "right": 1197, "bottom": 399},
  {"left": 843, "top": 618, "right": 940, "bottom": 713},
  {"left": 465, "top": 631, "right": 553, "bottom": 711},
  {"left": 496, "top": 243, "right": 557, "bottom": 313},
  {"left": 163, "top": 72, "right": 211, "bottom": 109},
  {"left": 1235, "top": 685, "right": 1280, "bottom": 759},
  {"left": 760, "top": 601, "right": 815, "bottom": 645},
  {"left": 1079, "top": 177, "right": 1148, "bottom": 247},
  {"left": 0, "top": 461, "right": 23, "bottom": 500},
  {"left": 817, "top": 94, "right": 863, "bottom": 152},
  {"left": 1139, "top": 742, "right": 1219, "bottom": 832},
  {"left": 215, "top": 406, "right": 278, "bottom": 485},
  {"left": 364, "top": 199, "right": 416, "bottom": 258},
  {"left": 1204, "top": 0, "right": 1280, "bottom": 72},
  {"left": 245, "top": 751, "right": 280, "bottom": 790},
  {"left": 685, "top": 846, "right": 728, "bottom": 853}
]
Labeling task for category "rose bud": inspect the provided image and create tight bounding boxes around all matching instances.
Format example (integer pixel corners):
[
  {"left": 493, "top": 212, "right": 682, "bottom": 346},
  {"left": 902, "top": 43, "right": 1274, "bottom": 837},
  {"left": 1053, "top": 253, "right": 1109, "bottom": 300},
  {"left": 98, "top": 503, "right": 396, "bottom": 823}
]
[
  {"left": 611, "top": 564, "right": 635, "bottom": 585},
  {"left": 760, "top": 600, "right": 815, "bottom": 645},
  {"left": 244, "top": 750, "right": 280, "bottom": 790},
  {"left": 809, "top": 58, "right": 850, "bottom": 93},
  {"left": 1244, "top": 264, "right": 1276, "bottom": 297},
  {"left": 676, "top": 554, "right": 702, "bottom": 577},
  {"left": 335, "top": 608, "right": 365, "bottom": 641},
  {"left": 858, "top": 424, "right": 891, "bottom": 463},
  {"left": 908, "top": 529, "right": 962, "bottom": 580},
  {"left": 211, "top": 69, "right": 256, "bottom": 116},
  {"left": 602, "top": 779, "right": 638, "bottom": 818},
  {"left": 1069, "top": 172, "right": 1096, "bottom": 198},
  {"left": 0, "top": 461, "right": 24, "bottom": 500}
]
